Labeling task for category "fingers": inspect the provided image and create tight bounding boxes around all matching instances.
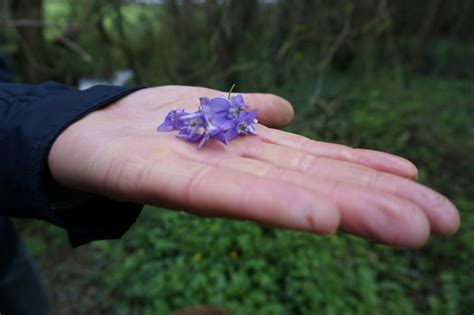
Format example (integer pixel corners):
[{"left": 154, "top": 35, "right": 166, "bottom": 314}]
[
  {"left": 226, "top": 138, "right": 459, "bottom": 237},
  {"left": 354, "top": 170, "right": 460, "bottom": 236},
  {"left": 257, "top": 125, "right": 418, "bottom": 178},
  {"left": 108, "top": 154, "right": 341, "bottom": 235},
  {"left": 188, "top": 155, "right": 430, "bottom": 247}
]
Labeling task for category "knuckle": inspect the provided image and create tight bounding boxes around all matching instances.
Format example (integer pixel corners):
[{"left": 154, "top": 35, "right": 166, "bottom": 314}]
[
  {"left": 297, "top": 154, "right": 318, "bottom": 172},
  {"left": 338, "top": 146, "right": 355, "bottom": 161},
  {"left": 367, "top": 170, "right": 383, "bottom": 188}
]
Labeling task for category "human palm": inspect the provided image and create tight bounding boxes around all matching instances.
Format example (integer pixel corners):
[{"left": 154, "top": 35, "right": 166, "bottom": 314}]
[{"left": 48, "top": 86, "right": 460, "bottom": 247}]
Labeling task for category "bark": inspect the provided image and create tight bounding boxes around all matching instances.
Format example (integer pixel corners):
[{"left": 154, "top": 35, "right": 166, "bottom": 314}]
[{"left": 11, "top": 0, "right": 49, "bottom": 82}]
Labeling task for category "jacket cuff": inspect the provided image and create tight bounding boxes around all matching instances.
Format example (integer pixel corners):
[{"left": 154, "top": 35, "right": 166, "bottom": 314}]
[{"left": 0, "top": 81, "right": 144, "bottom": 246}]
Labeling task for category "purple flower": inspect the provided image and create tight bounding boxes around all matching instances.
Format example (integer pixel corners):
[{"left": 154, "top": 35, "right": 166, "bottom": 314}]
[
  {"left": 227, "top": 95, "right": 248, "bottom": 118},
  {"left": 198, "top": 97, "right": 228, "bottom": 127},
  {"left": 199, "top": 101, "right": 229, "bottom": 148},
  {"left": 157, "top": 109, "right": 188, "bottom": 131},
  {"left": 199, "top": 97, "right": 230, "bottom": 113},
  {"left": 225, "top": 109, "right": 258, "bottom": 141},
  {"left": 201, "top": 95, "right": 249, "bottom": 130},
  {"left": 197, "top": 123, "right": 228, "bottom": 149},
  {"left": 176, "top": 111, "right": 205, "bottom": 142},
  {"left": 156, "top": 94, "right": 257, "bottom": 148}
]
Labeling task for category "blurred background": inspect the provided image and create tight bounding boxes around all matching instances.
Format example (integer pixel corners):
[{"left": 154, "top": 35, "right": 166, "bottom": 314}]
[{"left": 1, "top": 0, "right": 473, "bottom": 314}]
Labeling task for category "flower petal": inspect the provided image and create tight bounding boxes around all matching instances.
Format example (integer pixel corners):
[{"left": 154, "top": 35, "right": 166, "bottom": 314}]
[
  {"left": 199, "top": 97, "right": 210, "bottom": 107},
  {"left": 247, "top": 125, "right": 257, "bottom": 135},
  {"left": 157, "top": 109, "right": 187, "bottom": 131},
  {"left": 207, "top": 97, "right": 231, "bottom": 113},
  {"left": 230, "top": 95, "right": 247, "bottom": 108},
  {"left": 244, "top": 109, "right": 258, "bottom": 124},
  {"left": 197, "top": 134, "right": 210, "bottom": 149},
  {"left": 157, "top": 118, "right": 174, "bottom": 131},
  {"left": 211, "top": 131, "right": 228, "bottom": 145},
  {"left": 180, "top": 111, "right": 203, "bottom": 121},
  {"left": 225, "top": 128, "right": 239, "bottom": 141},
  {"left": 177, "top": 129, "right": 203, "bottom": 142}
]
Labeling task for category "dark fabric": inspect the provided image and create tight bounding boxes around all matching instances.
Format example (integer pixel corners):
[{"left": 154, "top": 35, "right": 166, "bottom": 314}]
[
  {"left": 0, "top": 52, "right": 49, "bottom": 315},
  {"left": 0, "top": 53, "right": 145, "bottom": 247},
  {"left": 0, "top": 219, "right": 50, "bottom": 315}
]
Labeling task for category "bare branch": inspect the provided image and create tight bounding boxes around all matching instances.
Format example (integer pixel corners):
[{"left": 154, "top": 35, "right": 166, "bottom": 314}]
[
  {"left": 309, "top": 10, "right": 352, "bottom": 104},
  {"left": 0, "top": 18, "right": 49, "bottom": 28},
  {"left": 55, "top": 36, "right": 93, "bottom": 63}
]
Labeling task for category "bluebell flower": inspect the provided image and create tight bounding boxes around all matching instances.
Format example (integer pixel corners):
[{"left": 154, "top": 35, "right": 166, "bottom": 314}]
[
  {"left": 176, "top": 111, "right": 205, "bottom": 142},
  {"left": 157, "top": 94, "right": 257, "bottom": 148},
  {"left": 156, "top": 109, "right": 188, "bottom": 131},
  {"left": 199, "top": 100, "right": 228, "bottom": 148},
  {"left": 227, "top": 95, "right": 248, "bottom": 118},
  {"left": 225, "top": 109, "right": 258, "bottom": 141},
  {"left": 196, "top": 126, "right": 228, "bottom": 149}
]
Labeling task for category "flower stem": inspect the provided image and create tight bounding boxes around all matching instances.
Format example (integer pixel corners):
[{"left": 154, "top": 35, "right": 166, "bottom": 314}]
[{"left": 228, "top": 83, "right": 236, "bottom": 100}]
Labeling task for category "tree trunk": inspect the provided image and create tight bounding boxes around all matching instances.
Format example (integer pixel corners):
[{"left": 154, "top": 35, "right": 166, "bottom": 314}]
[
  {"left": 209, "top": 0, "right": 258, "bottom": 87},
  {"left": 11, "top": 0, "right": 49, "bottom": 82}
]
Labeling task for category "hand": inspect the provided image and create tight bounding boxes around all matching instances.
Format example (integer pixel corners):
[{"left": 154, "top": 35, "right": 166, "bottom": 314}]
[{"left": 48, "top": 86, "right": 460, "bottom": 247}]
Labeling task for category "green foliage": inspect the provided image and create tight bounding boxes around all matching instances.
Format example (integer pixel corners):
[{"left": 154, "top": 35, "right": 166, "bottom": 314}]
[
  {"left": 91, "top": 208, "right": 401, "bottom": 314},
  {"left": 8, "top": 1, "right": 474, "bottom": 314}
]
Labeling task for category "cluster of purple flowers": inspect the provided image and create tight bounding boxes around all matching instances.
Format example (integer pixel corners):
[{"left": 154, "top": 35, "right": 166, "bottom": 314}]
[{"left": 157, "top": 95, "right": 258, "bottom": 148}]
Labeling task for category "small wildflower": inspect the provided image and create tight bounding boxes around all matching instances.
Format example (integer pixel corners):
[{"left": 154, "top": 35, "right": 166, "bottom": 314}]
[
  {"left": 193, "top": 252, "right": 203, "bottom": 262},
  {"left": 177, "top": 111, "right": 206, "bottom": 142},
  {"left": 230, "top": 250, "right": 239, "bottom": 259},
  {"left": 157, "top": 109, "right": 188, "bottom": 131},
  {"left": 225, "top": 109, "right": 258, "bottom": 141},
  {"left": 157, "top": 91, "right": 258, "bottom": 148},
  {"left": 229, "top": 95, "right": 248, "bottom": 115}
]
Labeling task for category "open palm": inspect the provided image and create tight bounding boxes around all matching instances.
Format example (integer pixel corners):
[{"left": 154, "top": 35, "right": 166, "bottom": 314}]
[{"left": 48, "top": 86, "right": 460, "bottom": 247}]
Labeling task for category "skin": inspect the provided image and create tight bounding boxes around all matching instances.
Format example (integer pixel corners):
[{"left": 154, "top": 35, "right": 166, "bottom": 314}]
[{"left": 48, "top": 86, "right": 460, "bottom": 248}]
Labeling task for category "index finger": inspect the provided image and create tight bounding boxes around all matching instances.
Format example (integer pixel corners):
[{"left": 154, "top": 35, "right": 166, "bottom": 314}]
[
  {"left": 239, "top": 92, "right": 295, "bottom": 128},
  {"left": 195, "top": 87, "right": 295, "bottom": 128}
]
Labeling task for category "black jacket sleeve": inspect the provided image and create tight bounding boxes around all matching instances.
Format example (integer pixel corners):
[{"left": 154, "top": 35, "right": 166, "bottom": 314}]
[{"left": 0, "top": 55, "right": 144, "bottom": 247}]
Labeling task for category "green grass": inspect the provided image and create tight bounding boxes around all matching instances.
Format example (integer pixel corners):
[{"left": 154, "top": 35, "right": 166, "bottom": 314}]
[{"left": 14, "top": 72, "right": 473, "bottom": 314}]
